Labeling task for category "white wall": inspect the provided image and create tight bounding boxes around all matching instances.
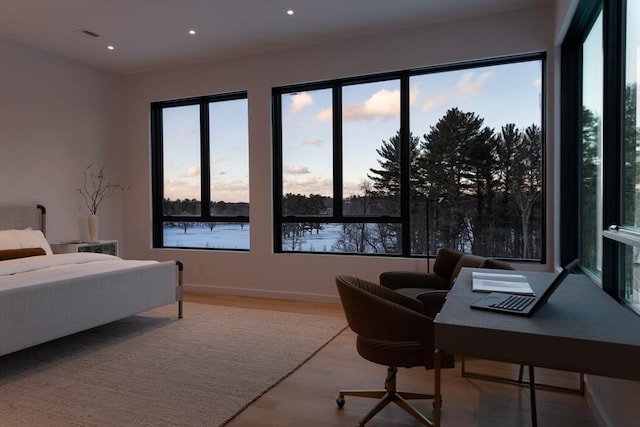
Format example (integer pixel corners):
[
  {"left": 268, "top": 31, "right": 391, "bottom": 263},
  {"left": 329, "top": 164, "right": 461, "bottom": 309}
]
[
  {"left": 1, "top": 3, "right": 638, "bottom": 423},
  {"left": 0, "top": 36, "right": 124, "bottom": 244},
  {"left": 587, "top": 376, "right": 640, "bottom": 427},
  {"left": 120, "top": 5, "right": 557, "bottom": 302}
]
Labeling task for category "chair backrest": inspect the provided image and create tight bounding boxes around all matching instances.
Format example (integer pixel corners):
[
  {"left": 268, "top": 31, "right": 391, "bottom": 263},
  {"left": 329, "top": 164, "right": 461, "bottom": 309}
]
[
  {"left": 335, "top": 276, "right": 432, "bottom": 344},
  {"left": 433, "top": 248, "right": 515, "bottom": 287},
  {"left": 448, "top": 253, "right": 488, "bottom": 286},
  {"left": 432, "top": 248, "right": 465, "bottom": 280},
  {"left": 481, "top": 258, "right": 516, "bottom": 270}
]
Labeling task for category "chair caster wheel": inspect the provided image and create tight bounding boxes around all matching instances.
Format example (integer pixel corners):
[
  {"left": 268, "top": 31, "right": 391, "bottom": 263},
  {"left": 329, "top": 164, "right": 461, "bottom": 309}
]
[{"left": 336, "top": 394, "right": 345, "bottom": 408}]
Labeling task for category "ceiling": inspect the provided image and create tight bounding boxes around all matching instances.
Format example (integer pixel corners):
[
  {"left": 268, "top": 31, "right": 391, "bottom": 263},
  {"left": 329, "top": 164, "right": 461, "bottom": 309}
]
[{"left": 0, "top": 0, "right": 551, "bottom": 76}]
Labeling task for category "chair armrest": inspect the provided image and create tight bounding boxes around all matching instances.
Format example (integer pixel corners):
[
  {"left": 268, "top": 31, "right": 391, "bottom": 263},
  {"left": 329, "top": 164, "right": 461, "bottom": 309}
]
[
  {"left": 380, "top": 271, "right": 449, "bottom": 290},
  {"left": 414, "top": 290, "right": 449, "bottom": 319},
  {"left": 395, "top": 288, "right": 449, "bottom": 318}
]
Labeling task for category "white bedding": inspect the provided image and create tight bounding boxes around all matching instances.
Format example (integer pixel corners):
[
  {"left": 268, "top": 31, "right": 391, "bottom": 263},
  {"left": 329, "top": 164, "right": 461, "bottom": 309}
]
[
  {"left": 0, "top": 253, "right": 159, "bottom": 290},
  {"left": 0, "top": 253, "right": 179, "bottom": 357}
]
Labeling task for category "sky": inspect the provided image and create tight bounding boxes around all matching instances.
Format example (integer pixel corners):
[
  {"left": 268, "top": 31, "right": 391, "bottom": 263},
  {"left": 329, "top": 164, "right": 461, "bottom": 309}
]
[
  {"left": 161, "top": 59, "right": 542, "bottom": 202},
  {"left": 283, "top": 59, "right": 542, "bottom": 198},
  {"left": 629, "top": 1, "right": 639, "bottom": 126},
  {"left": 162, "top": 98, "right": 249, "bottom": 202},
  {"left": 582, "top": 12, "right": 603, "bottom": 121}
]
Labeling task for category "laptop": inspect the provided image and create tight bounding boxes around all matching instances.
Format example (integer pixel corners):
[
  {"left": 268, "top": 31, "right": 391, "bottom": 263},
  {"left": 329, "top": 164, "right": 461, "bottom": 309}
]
[{"left": 470, "top": 259, "right": 579, "bottom": 317}]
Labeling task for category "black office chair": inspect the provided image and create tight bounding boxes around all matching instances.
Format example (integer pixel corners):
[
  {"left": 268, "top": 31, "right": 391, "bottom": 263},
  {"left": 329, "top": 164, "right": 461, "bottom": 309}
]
[
  {"left": 335, "top": 275, "right": 454, "bottom": 426},
  {"left": 380, "top": 248, "right": 491, "bottom": 317}
]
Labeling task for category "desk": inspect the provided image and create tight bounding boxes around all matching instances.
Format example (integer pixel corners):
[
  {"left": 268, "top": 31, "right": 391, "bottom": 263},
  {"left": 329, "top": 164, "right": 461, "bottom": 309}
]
[{"left": 433, "top": 268, "right": 640, "bottom": 426}]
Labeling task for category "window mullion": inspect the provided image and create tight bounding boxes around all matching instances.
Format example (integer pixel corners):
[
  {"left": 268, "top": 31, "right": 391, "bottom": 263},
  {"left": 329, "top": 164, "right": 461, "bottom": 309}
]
[
  {"left": 150, "top": 105, "right": 164, "bottom": 247},
  {"left": 602, "top": 0, "right": 625, "bottom": 295},
  {"left": 333, "top": 85, "right": 343, "bottom": 218},
  {"left": 272, "top": 90, "right": 284, "bottom": 251},
  {"left": 200, "top": 101, "right": 212, "bottom": 218},
  {"left": 400, "top": 74, "right": 411, "bottom": 256}
]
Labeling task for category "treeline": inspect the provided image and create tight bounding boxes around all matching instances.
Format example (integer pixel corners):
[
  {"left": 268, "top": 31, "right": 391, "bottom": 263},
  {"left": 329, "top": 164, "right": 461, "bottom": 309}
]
[
  {"left": 163, "top": 199, "right": 249, "bottom": 216},
  {"left": 283, "top": 107, "right": 544, "bottom": 258},
  {"left": 401, "top": 107, "right": 543, "bottom": 258},
  {"left": 162, "top": 199, "right": 249, "bottom": 233}
]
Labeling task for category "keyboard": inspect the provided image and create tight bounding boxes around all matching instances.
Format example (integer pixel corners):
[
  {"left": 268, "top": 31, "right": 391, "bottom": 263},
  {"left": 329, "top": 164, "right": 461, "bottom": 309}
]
[{"left": 490, "top": 295, "right": 535, "bottom": 312}]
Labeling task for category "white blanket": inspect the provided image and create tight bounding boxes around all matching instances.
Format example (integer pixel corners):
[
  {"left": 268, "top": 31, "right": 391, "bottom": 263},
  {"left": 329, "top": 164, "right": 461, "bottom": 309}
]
[
  {"left": 0, "top": 253, "right": 159, "bottom": 290},
  {"left": 0, "top": 252, "right": 178, "bottom": 357}
]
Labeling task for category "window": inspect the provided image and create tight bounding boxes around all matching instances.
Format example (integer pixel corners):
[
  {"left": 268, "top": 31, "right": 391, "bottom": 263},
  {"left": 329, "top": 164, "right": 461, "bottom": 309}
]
[
  {"left": 150, "top": 92, "right": 249, "bottom": 250},
  {"left": 580, "top": 10, "right": 604, "bottom": 280},
  {"left": 273, "top": 55, "right": 545, "bottom": 259},
  {"left": 562, "top": 0, "right": 639, "bottom": 314},
  {"left": 621, "top": 0, "right": 639, "bottom": 309}
]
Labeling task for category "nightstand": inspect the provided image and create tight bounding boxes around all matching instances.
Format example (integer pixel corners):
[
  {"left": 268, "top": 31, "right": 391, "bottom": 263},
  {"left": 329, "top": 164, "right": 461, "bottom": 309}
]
[{"left": 51, "top": 240, "right": 118, "bottom": 256}]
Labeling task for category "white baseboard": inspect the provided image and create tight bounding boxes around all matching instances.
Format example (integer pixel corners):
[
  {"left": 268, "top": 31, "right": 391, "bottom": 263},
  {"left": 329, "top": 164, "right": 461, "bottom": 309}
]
[
  {"left": 183, "top": 283, "right": 341, "bottom": 304},
  {"left": 583, "top": 377, "right": 611, "bottom": 427}
]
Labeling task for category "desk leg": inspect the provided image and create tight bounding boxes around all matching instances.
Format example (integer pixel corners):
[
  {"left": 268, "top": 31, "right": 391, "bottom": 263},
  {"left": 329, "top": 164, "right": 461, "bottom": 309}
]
[
  {"left": 434, "top": 349, "right": 441, "bottom": 427},
  {"left": 529, "top": 366, "right": 537, "bottom": 427}
]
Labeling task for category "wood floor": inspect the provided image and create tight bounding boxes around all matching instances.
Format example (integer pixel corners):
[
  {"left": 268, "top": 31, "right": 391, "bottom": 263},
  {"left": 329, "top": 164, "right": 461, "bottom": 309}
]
[{"left": 185, "top": 292, "right": 599, "bottom": 427}]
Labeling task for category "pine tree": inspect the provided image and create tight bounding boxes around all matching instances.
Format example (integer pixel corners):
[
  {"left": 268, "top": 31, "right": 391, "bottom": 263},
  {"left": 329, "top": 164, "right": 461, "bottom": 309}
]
[
  {"left": 512, "top": 123, "right": 542, "bottom": 258},
  {"left": 420, "top": 108, "right": 494, "bottom": 251},
  {"left": 368, "top": 130, "right": 421, "bottom": 196}
]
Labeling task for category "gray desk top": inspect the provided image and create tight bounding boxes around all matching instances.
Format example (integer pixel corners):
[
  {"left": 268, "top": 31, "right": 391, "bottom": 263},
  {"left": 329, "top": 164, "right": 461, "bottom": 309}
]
[{"left": 435, "top": 268, "right": 640, "bottom": 381}]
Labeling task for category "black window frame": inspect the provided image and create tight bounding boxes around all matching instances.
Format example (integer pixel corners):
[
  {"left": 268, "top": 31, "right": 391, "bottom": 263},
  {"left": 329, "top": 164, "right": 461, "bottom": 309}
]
[
  {"left": 150, "top": 91, "right": 249, "bottom": 250},
  {"left": 561, "top": 0, "right": 637, "bottom": 314},
  {"left": 272, "top": 53, "right": 547, "bottom": 259}
]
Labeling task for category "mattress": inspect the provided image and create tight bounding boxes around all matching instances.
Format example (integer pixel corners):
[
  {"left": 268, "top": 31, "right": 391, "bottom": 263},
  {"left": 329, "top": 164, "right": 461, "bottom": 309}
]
[{"left": 0, "top": 253, "right": 178, "bottom": 356}]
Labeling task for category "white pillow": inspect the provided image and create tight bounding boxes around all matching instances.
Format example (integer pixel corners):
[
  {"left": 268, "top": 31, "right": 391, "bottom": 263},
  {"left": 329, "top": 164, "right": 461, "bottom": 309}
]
[{"left": 0, "top": 229, "right": 53, "bottom": 255}]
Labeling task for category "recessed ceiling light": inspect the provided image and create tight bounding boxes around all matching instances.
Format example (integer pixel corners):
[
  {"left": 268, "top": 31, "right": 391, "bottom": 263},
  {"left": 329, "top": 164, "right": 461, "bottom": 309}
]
[
  {"left": 188, "top": 29, "right": 196, "bottom": 35},
  {"left": 286, "top": 9, "right": 294, "bottom": 16},
  {"left": 107, "top": 45, "right": 115, "bottom": 51}
]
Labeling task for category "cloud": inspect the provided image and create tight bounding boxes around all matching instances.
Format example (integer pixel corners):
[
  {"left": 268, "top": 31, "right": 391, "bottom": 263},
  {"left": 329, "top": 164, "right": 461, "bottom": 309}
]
[
  {"left": 317, "top": 89, "right": 400, "bottom": 122},
  {"left": 343, "top": 180, "right": 365, "bottom": 198},
  {"left": 410, "top": 83, "right": 448, "bottom": 112},
  {"left": 211, "top": 179, "right": 249, "bottom": 203},
  {"left": 422, "top": 93, "right": 448, "bottom": 111},
  {"left": 175, "top": 127, "right": 196, "bottom": 136},
  {"left": 163, "top": 179, "right": 199, "bottom": 201},
  {"left": 316, "top": 107, "right": 332, "bottom": 121},
  {"left": 455, "top": 71, "right": 494, "bottom": 98},
  {"left": 344, "top": 89, "right": 400, "bottom": 121},
  {"left": 533, "top": 78, "right": 542, "bottom": 88},
  {"left": 283, "top": 175, "right": 332, "bottom": 196},
  {"left": 414, "top": 71, "right": 495, "bottom": 112},
  {"left": 303, "top": 138, "right": 323, "bottom": 147},
  {"left": 164, "top": 178, "right": 249, "bottom": 203},
  {"left": 290, "top": 92, "right": 314, "bottom": 112},
  {"left": 211, "top": 156, "right": 222, "bottom": 165},
  {"left": 409, "top": 85, "right": 420, "bottom": 106},
  {"left": 181, "top": 166, "right": 200, "bottom": 178},
  {"left": 284, "top": 165, "right": 311, "bottom": 175}
]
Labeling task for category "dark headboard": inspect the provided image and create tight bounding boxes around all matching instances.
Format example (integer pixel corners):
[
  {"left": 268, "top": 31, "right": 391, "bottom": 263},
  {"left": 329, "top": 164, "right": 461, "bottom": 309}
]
[{"left": 0, "top": 204, "right": 46, "bottom": 235}]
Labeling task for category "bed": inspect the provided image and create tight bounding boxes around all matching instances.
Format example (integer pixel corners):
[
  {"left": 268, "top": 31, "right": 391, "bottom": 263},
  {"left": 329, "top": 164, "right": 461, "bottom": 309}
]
[{"left": 0, "top": 204, "right": 183, "bottom": 357}]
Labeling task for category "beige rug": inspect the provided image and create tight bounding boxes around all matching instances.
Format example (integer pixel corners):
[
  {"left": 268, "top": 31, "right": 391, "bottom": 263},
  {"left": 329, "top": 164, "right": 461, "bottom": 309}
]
[{"left": 0, "top": 303, "right": 346, "bottom": 426}]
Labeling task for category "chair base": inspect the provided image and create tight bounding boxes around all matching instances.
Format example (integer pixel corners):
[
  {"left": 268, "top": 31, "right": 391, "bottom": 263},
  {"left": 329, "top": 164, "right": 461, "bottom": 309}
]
[{"left": 337, "top": 366, "right": 435, "bottom": 426}]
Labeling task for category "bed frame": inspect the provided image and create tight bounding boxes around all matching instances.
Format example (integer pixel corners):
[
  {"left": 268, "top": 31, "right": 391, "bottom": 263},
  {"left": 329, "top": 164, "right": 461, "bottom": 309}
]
[{"left": 0, "top": 204, "right": 183, "bottom": 357}]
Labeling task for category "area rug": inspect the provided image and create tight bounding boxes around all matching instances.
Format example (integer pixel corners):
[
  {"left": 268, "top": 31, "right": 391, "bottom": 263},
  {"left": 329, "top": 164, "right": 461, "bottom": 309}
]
[{"left": 0, "top": 303, "right": 347, "bottom": 426}]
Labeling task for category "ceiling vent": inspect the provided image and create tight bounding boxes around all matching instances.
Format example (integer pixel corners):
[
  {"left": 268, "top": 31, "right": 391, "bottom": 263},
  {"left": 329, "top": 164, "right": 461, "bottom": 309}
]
[{"left": 73, "top": 29, "right": 100, "bottom": 38}]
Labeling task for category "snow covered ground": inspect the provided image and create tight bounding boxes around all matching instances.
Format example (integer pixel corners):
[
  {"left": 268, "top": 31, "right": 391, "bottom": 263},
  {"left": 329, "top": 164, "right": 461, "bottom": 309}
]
[{"left": 163, "top": 223, "right": 344, "bottom": 251}]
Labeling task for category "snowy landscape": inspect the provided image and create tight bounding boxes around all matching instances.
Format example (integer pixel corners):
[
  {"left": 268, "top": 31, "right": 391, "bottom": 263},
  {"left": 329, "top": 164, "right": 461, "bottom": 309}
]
[{"left": 163, "top": 223, "right": 345, "bottom": 252}]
